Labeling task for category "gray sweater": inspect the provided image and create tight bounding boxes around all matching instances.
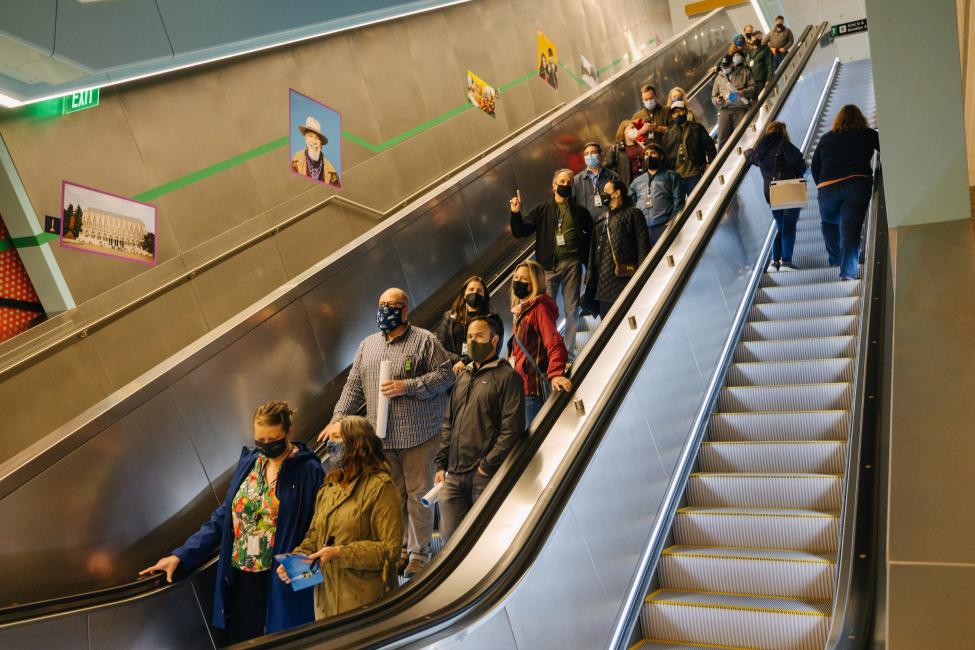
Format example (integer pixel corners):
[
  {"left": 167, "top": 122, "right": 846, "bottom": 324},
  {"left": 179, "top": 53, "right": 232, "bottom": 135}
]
[{"left": 711, "top": 67, "right": 756, "bottom": 110}]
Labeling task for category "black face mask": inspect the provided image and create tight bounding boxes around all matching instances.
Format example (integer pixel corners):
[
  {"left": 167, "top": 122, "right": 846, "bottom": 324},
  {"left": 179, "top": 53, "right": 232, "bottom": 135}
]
[
  {"left": 512, "top": 280, "right": 531, "bottom": 299},
  {"left": 599, "top": 192, "right": 612, "bottom": 205},
  {"left": 256, "top": 437, "right": 287, "bottom": 458},
  {"left": 555, "top": 184, "right": 572, "bottom": 198},
  {"left": 646, "top": 157, "right": 661, "bottom": 170},
  {"left": 464, "top": 292, "right": 485, "bottom": 309},
  {"left": 776, "top": 24, "right": 784, "bottom": 31}
]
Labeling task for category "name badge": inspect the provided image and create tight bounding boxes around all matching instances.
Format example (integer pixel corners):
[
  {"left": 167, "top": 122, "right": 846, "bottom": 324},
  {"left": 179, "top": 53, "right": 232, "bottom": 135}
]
[
  {"left": 644, "top": 195, "right": 653, "bottom": 209},
  {"left": 461, "top": 343, "right": 468, "bottom": 357},
  {"left": 556, "top": 233, "right": 567, "bottom": 246},
  {"left": 246, "top": 535, "right": 260, "bottom": 557},
  {"left": 593, "top": 194, "right": 603, "bottom": 207}
]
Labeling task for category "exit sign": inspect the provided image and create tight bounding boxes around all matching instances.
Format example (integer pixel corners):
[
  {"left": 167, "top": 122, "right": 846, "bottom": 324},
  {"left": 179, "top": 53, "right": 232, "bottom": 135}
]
[{"left": 62, "top": 88, "right": 100, "bottom": 114}]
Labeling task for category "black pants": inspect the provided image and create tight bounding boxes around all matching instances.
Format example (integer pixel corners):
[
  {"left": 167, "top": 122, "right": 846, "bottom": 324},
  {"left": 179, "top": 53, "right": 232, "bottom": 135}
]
[{"left": 225, "top": 568, "right": 270, "bottom": 644}]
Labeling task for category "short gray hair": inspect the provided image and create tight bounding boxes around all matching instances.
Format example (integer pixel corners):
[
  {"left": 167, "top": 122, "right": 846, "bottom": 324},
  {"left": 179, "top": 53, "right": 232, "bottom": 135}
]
[{"left": 552, "top": 168, "right": 574, "bottom": 184}]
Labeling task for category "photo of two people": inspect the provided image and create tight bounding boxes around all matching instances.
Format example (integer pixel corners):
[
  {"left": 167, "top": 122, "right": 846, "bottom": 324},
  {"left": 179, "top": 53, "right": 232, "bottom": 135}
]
[{"left": 537, "top": 31, "right": 559, "bottom": 90}]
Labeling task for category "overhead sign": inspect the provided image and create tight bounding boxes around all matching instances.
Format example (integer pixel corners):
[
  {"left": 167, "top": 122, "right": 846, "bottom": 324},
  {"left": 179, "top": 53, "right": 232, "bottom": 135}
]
[
  {"left": 831, "top": 19, "right": 867, "bottom": 38},
  {"left": 62, "top": 88, "right": 99, "bottom": 114}
]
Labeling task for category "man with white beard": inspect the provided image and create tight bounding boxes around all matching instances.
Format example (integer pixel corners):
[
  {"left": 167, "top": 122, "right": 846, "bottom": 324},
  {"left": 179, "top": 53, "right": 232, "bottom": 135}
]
[{"left": 291, "top": 116, "right": 339, "bottom": 186}]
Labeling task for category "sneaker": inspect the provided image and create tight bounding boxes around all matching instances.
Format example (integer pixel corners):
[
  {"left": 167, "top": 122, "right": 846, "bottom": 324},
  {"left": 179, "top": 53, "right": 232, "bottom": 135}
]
[
  {"left": 779, "top": 261, "right": 800, "bottom": 271},
  {"left": 397, "top": 554, "right": 409, "bottom": 576},
  {"left": 839, "top": 275, "right": 855, "bottom": 281},
  {"left": 403, "top": 557, "right": 427, "bottom": 579}
]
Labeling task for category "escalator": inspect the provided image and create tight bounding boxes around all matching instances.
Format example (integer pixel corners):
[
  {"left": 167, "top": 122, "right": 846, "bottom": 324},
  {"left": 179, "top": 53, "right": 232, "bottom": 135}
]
[{"left": 0, "top": 11, "right": 737, "bottom": 649}]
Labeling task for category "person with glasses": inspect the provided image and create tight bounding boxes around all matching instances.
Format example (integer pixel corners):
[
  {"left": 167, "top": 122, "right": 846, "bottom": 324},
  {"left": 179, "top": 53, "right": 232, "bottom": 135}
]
[{"left": 318, "top": 288, "right": 454, "bottom": 579}]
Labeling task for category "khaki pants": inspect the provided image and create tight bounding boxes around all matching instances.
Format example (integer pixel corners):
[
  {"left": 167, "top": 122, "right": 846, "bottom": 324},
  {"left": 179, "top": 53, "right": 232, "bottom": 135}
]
[{"left": 384, "top": 435, "right": 438, "bottom": 561}]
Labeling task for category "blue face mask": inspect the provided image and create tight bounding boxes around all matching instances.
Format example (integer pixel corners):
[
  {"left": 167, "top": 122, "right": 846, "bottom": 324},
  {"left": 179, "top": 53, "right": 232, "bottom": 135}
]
[
  {"left": 326, "top": 440, "right": 344, "bottom": 467},
  {"left": 644, "top": 98, "right": 657, "bottom": 111},
  {"left": 584, "top": 153, "right": 600, "bottom": 168},
  {"left": 377, "top": 304, "right": 404, "bottom": 334}
]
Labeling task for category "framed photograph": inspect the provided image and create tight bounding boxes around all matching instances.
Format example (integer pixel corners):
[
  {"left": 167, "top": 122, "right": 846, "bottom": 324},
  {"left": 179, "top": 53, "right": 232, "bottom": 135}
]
[
  {"left": 289, "top": 89, "right": 342, "bottom": 188},
  {"left": 466, "top": 70, "right": 499, "bottom": 118},
  {"left": 60, "top": 181, "right": 157, "bottom": 265},
  {"left": 537, "top": 31, "right": 559, "bottom": 90},
  {"left": 580, "top": 55, "right": 598, "bottom": 88}
]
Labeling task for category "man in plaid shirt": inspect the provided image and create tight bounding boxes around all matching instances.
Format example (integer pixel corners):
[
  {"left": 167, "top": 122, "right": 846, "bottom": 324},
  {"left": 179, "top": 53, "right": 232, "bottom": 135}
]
[{"left": 320, "top": 288, "right": 454, "bottom": 577}]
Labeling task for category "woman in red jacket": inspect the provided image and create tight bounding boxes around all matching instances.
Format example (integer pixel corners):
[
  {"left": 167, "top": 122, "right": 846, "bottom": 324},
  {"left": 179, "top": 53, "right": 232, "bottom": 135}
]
[{"left": 508, "top": 260, "right": 572, "bottom": 424}]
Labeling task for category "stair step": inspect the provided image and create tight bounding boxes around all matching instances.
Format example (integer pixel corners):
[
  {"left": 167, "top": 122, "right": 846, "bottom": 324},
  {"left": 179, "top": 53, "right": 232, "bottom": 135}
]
[
  {"left": 699, "top": 441, "right": 846, "bottom": 474},
  {"left": 726, "top": 358, "right": 854, "bottom": 386},
  {"left": 674, "top": 507, "right": 839, "bottom": 554},
  {"left": 759, "top": 267, "right": 839, "bottom": 288},
  {"left": 642, "top": 590, "right": 831, "bottom": 650},
  {"left": 708, "top": 411, "right": 848, "bottom": 442},
  {"left": 748, "top": 297, "right": 857, "bottom": 321},
  {"left": 632, "top": 641, "right": 760, "bottom": 650},
  {"left": 791, "top": 252, "right": 832, "bottom": 268},
  {"left": 735, "top": 336, "right": 855, "bottom": 363},
  {"left": 756, "top": 281, "right": 859, "bottom": 303},
  {"left": 717, "top": 383, "right": 851, "bottom": 412},
  {"left": 659, "top": 546, "right": 836, "bottom": 600},
  {"left": 687, "top": 473, "right": 842, "bottom": 510},
  {"left": 741, "top": 315, "right": 856, "bottom": 342}
]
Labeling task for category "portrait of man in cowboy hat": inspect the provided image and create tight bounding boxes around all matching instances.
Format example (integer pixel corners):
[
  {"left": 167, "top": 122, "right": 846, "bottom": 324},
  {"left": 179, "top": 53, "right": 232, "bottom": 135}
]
[{"left": 289, "top": 90, "right": 342, "bottom": 188}]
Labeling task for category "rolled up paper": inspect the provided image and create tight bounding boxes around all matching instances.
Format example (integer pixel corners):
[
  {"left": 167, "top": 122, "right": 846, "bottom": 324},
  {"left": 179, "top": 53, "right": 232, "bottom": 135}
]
[
  {"left": 421, "top": 481, "right": 443, "bottom": 508},
  {"left": 375, "top": 359, "right": 391, "bottom": 439}
]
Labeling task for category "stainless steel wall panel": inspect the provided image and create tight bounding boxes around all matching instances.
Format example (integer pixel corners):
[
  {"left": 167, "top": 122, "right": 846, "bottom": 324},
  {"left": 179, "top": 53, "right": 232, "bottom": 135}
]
[
  {"left": 88, "top": 580, "right": 213, "bottom": 650},
  {"left": 170, "top": 299, "right": 327, "bottom": 484},
  {"left": 0, "top": 614, "right": 89, "bottom": 650},
  {"left": 548, "top": 109, "right": 593, "bottom": 167},
  {"left": 678, "top": 256, "right": 733, "bottom": 379},
  {"left": 459, "top": 158, "right": 519, "bottom": 257},
  {"left": 424, "top": 606, "right": 519, "bottom": 650},
  {"left": 401, "top": 9, "right": 466, "bottom": 122},
  {"left": 381, "top": 130, "right": 448, "bottom": 207},
  {"left": 335, "top": 150, "right": 412, "bottom": 217},
  {"left": 506, "top": 130, "right": 563, "bottom": 209},
  {"left": 187, "top": 231, "right": 290, "bottom": 329},
  {"left": 272, "top": 203, "right": 364, "bottom": 280},
  {"left": 0, "top": 391, "right": 214, "bottom": 606}
]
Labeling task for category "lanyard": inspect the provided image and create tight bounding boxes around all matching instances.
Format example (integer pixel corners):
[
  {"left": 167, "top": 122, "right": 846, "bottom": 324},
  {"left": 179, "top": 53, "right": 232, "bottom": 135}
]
[{"left": 556, "top": 203, "right": 568, "bottom": 233}]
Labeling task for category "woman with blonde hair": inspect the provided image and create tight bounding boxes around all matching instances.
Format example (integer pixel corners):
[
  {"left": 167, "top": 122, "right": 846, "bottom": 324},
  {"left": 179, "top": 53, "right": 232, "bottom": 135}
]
[
  {"left": 142, "top": 402, "right": 324, "bottom": 643},
  {"left": 508, "top": 260, "right": 572, "bottom": 423},
  {"left": 664, "top": 86, "right": 696, "bottom": 123},
  {"left": 811, "top": 104, "right": 879, "bottom": 280},
  {"left": 279, "top": 415, "right": 403, "bottom": 618},
  {"left": 605, "top": 119, "right": 646, "bottom": 189}
]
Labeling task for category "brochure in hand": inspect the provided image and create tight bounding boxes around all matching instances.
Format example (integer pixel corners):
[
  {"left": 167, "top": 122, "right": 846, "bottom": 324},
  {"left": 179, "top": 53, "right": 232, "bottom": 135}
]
[{"left": 274, "top": 553, "right": 324, "bottom": 591}]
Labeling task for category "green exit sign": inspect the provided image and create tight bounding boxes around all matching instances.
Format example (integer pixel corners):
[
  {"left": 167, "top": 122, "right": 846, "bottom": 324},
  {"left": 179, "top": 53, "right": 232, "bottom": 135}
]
[{"left": 62, "top": 88, "right": 100, "bottom": 114}]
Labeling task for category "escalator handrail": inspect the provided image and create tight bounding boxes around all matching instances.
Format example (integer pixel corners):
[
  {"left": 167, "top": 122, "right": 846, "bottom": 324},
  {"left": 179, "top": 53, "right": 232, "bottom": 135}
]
[{"left": 243, "top": 23, "right": 827, "bottom": 650}]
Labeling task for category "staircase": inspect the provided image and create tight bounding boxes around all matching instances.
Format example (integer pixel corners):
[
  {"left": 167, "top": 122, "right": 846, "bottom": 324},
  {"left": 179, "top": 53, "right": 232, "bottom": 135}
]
[{"left": 634, "top": 59, "right": 876, "bottom": 650}]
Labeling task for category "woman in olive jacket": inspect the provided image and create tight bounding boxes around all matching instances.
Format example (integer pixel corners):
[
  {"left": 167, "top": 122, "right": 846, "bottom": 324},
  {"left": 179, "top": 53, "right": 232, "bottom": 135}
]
[
  {"left": 279, "top": 416, "right": 403, "bottom": 618},
  {"left": 585, "top": 178, "right": 651, "bottom": 317}
]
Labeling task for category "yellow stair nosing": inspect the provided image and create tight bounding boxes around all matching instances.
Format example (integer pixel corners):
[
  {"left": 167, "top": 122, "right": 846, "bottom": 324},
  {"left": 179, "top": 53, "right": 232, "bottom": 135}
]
[
  {"left": 739, "top": 334, "right": 854, "bottom": 343},
  {"left": 634, "top": 639, "right": 762, "bottom": 650},
  {"left": 647, "top": 587, "right": 832, "bottom": 604},
  {"left": 690, "top": 472, "right": 843, "bottom": 478},
  {"left": 644, "top": 588, "right": 832, "bottom": 616},
  {"left": 661, "top": 547, "right": 835, "bottom": 565},
  {"left": 676, "top": 507, "right": 839, "bottom": 519}
]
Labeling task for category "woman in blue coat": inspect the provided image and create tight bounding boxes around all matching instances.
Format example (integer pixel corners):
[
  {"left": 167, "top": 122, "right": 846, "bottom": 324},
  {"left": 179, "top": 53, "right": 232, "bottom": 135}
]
[
  {"left": 141, "top": 401, "right": 324, "bottom": 643},
  {"left": 745, "top": 120, "right": 807, "bottom": 271}
]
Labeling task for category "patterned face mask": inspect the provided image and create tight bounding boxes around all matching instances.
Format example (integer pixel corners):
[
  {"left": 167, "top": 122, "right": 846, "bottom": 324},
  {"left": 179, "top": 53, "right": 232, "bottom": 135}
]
[{"left": 377, "top": 304, "right": 404, "bottom": 333}]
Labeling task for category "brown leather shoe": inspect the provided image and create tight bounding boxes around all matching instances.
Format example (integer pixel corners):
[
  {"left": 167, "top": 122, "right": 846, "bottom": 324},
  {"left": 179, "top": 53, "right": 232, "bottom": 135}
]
[{"left": 403, "top": 557, "right": 427, "bottom": 579}]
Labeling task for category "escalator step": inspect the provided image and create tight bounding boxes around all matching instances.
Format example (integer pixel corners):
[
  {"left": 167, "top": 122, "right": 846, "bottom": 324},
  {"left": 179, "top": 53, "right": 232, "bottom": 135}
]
[
  {"left": 659, "top": 546, "right": 835, "bottom": 600},
  {"left": 726, "top": 358, "right": 854, "bottom": 386},
  {"left": 741, "top": 315, "right": 856, "bottom": 341},
  {"left": 758, "top": 268, "right": 839, "bottom": 288},
  {"left": 633, "top": 640, "right": 761, "bottom": 650},
  {"left": 748, "top": 297, "right": 857, "bottom": 321},
  {"left": 641, "top": 590, "right": 830, "bottom": 650},
  {"left": 735, "top": 336, "right": 855, "bottom": 363},
  {"left": 699, "top": 441, "right": 846, "bottom": 474},
  {"left": 708, "top": 411, "right": 848, "bottom": 442},
  {"left": 687, "top": 473, "right": 843, "bottom": 511},
  {"left": 674, "top": 507, "right": 839, "bottom": 554},
  {"left": 717, "top": 382, "right": 851, "bottom": 412},
  {"left": 756, "top": 280, "right": 859, "bottom": 303}
]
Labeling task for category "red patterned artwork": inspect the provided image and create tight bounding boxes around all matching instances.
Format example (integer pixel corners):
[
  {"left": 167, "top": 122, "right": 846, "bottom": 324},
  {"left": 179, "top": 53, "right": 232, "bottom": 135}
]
[{"left": 0, "top": 218, "right": 42, "bottom": 343}]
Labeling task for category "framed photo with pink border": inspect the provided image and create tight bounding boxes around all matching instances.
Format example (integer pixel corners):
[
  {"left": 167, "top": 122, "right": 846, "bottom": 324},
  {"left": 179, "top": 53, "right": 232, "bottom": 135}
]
[
  {"left": 60, "top": 181, "right": 157, "bottom": 266},
  {"left": 289, "top": 89, "right": 342, "bottom": 188}
]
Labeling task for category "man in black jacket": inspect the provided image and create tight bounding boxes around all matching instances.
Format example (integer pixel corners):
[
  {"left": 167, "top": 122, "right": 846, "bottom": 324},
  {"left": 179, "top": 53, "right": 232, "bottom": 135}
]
[
  {"left": 435, "top": 317, "right": 525, "bottom": 539},
  {"left": 662, "top": 100, "right": 717, "bottom": 196},
  {"left": 509, "top": 168, "right": 593, "bottom": 358}
]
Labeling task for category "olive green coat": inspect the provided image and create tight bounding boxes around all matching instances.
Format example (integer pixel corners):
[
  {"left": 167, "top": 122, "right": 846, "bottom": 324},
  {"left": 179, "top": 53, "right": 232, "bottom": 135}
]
[{"left": 293, "top": 469, "right": 403, "bottom": 619}]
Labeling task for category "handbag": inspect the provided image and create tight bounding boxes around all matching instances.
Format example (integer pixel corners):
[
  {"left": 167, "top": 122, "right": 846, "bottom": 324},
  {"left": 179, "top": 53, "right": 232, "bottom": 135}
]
[
  {"left": 605, "top": 217, "right": 637, "bottom": 277},
  {"left": 768, "top": 141, "right": 808, "bottom": 209}
]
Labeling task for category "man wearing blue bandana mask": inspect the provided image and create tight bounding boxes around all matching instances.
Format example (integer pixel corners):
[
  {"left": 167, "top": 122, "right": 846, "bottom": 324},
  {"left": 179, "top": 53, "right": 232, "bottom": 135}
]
[
  {"left": 572, "top": 142, "right": 620, "bottom": 223},
  {"left": 319, "top": 287, "right": 455, "bottom": 579}
]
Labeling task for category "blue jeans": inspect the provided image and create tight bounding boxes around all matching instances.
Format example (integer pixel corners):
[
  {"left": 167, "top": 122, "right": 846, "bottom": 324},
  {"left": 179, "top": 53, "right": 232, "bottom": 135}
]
[
  {"left": 773, "top": 51, "right": 787, "bottom": 69},
  {"left": 525, "top": 395, "right": 544, "bottom": 424},
  {"left": 818, "top": 177, "right": 872, "bottom": 279},
  {"left": 679, "top": 174, "right": 701, "bottom": 198},
  {"left": 771, "top": 207, "right": 800, "bottom": 263}
]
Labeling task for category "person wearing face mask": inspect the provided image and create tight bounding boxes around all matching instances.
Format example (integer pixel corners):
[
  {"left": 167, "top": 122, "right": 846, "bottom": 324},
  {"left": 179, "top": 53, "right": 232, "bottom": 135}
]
[
  {"left": 742, "top": 24, "right": 755, "bottom": 44},
  {"left": 572, "top": 142, "right": 620, "bottom": 222},
  {"left": 436, "top": 275, "right": 504, "bottom": 374},
  {"left": 434, "top": 317, "right": 525, "bottom": 539},
  {"left": 318, "top": 287, "right": 454, "bottom": 579},
  {"left": 712, "top": 52, "right": 756, "bottom": 149},
  {"left": 665, "top": 86, "right": 696, "bottom": 124},
  {"left": 509, "top": 169, "right": 593, "bottom": 359},
  {"left": 746, "top": 29, "right": 773, "bottom": 96},
  {"left": 605, "top": 120, "right": 646, "bottom": 189},
  {"left": 282, "top": 416, "right": 402, "bottom": 618},
  {"left": 291, "top": 116, "right": 340, "bottom": 187},
  {"left": 663, "top": 100, "right": 717, "bottom": 196},
  {"left": 141, "top": 402, "right": 324, "bottom": 643},
  {"left": 631, "top": 84, "right": 669, "bottom": 143},
  {"left": 508, "top": 261, "right": 572, "bottom": 423},
  {"left": 628, "top": 143, "right": 686, "bottom": 244},
  {"left": 729, "top": 32, "right": 747, "bottom": 57},
  {"left": 764, "top": 15, "right": 795, "bottom": 69},
  {"left": 585, "top": 178, "right": 651, "bottom": 317}
]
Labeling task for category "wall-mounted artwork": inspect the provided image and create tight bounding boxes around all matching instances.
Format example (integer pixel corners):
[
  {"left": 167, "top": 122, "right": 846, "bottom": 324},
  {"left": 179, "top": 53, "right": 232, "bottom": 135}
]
[
  {"left": 467, "top": 70, "right": 499, "bottom": 117},
  {"left": 60, "top": 181, "right": 157, "bottom": 265},
  {"left": 289, "top": 89, "right": 342, "bottom": 188},
  {"left": 537, "top": 31, "right": 559, "bottom": 90},
  {"left": 580, "top": 55, "right": 598, "bottom": 88}
]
